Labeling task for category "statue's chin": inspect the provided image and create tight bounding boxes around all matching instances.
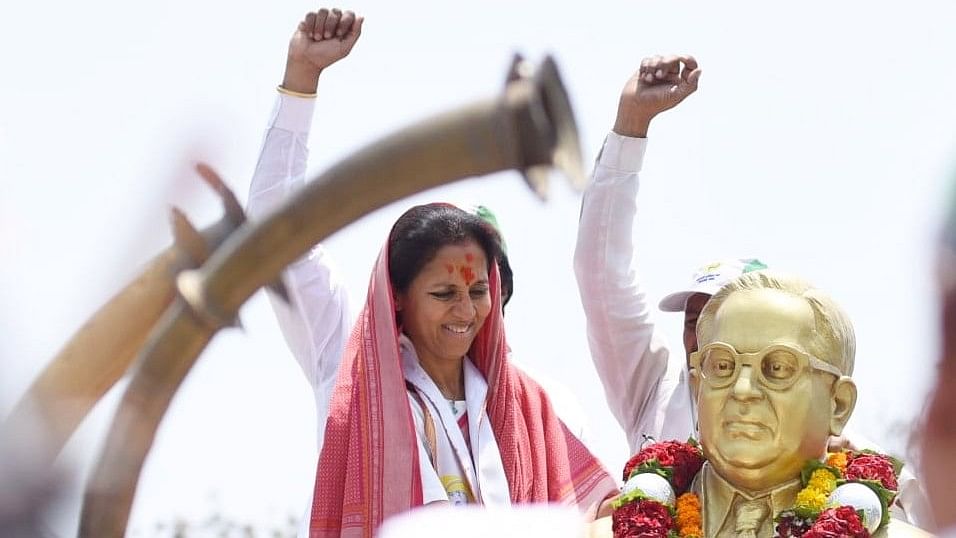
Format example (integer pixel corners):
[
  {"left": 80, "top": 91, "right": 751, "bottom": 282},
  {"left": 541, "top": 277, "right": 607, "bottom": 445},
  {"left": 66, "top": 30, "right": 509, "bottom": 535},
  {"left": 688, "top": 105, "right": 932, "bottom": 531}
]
[
  {"left": 717, "top": 451, "right": 775, "bottom": 471},
  {"left": 710, "top": 438, "right": 777, "bottom": 471},
  {"left": 709, "top": 440, "right": 809, "bottom": 493}
]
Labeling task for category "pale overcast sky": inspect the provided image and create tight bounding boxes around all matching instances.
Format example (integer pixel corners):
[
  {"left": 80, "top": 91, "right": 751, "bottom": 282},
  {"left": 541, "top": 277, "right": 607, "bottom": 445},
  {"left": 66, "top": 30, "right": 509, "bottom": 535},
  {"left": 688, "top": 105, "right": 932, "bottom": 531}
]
[{"left": 2, "top": 0, "right": 956, "bottom": 534}]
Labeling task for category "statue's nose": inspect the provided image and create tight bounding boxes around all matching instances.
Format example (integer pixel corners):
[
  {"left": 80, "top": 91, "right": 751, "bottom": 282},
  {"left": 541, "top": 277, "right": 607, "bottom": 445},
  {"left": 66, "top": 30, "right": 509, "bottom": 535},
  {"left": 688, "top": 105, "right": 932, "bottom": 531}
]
[{"left": 731, "top": 365, "right": 764, "bottom": 401}]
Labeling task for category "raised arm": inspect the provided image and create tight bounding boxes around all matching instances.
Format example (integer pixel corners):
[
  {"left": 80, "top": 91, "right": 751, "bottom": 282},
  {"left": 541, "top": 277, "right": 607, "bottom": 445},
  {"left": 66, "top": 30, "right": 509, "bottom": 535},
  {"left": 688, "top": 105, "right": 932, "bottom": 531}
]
[
  {"left": 246, "top": 9, "right": 363, "bottom": 409},
  {"left": 574, "top": 56, "right": 700, "bottom": 450}
]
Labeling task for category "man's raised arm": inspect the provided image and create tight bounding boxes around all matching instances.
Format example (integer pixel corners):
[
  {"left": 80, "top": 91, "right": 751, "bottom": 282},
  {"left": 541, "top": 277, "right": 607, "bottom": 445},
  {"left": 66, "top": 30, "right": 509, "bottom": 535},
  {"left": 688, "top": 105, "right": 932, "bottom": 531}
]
[{"left": 574, "top": 55, "right": 700, "bottom": 450}]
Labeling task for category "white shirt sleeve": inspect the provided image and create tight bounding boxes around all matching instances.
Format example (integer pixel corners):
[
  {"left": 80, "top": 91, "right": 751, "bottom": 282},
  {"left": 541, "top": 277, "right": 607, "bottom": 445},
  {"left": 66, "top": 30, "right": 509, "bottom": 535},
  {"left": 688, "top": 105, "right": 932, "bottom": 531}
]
[
  {"left": 573, "top": 132, "right": 684, "bottom": 451},
  {"left": 246, "top": 94, "right": 351, "bottom": 439}
]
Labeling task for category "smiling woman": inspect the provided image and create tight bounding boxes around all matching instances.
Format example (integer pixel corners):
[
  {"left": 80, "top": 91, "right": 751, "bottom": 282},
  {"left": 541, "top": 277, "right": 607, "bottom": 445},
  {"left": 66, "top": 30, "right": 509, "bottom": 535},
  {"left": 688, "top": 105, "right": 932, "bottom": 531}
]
[
  {"left": 235, "top": 7, "right": 618, "bottom": 535},
  {"left": 306, "top": 203, "right": 617, "bottom": 535},
  {"left": 241, "top": 8, "right": 618, "bottom": 536},
  {"left": 391, "top": 206, "right": 498, "bottom": 401}
]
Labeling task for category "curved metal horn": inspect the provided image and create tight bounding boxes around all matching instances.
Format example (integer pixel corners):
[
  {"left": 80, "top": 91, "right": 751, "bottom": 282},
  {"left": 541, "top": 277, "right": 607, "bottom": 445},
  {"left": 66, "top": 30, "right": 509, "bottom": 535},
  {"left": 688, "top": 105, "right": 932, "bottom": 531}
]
[
  {"left": 516, "top": 56, "right": 586, "bottom": 198},
  {"left": 0, "top": 169, "right": 245, "bottom": 465},
  {"left": 78, "top": 56, "right": 582, "bottom": 537}
]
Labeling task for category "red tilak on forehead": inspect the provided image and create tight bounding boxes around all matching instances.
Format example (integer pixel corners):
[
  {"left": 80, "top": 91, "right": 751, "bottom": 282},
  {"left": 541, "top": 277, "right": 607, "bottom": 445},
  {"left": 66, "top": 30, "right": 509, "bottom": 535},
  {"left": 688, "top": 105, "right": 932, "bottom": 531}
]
[
  {"left": 465, "top": 252, "right": 474, "bottom": 263},
  {"left": 445, "top": 264, "right": 454, "bottom": 274},
  {"left": 459, "top": 266, "right": 476, "bottom": 286}
]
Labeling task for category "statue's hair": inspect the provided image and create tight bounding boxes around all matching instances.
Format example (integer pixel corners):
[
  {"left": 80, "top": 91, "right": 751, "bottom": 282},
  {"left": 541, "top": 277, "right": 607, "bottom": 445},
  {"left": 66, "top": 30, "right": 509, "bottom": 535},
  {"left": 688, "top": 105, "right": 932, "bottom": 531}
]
[{"left": 696, "top": 271, "right": 856, "bottom": 375}]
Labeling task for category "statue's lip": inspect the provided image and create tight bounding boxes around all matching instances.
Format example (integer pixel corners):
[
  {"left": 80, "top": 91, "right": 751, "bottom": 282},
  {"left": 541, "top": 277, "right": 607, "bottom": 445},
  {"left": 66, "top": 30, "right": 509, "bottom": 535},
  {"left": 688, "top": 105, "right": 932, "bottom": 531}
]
[{"left": 722, "top": 419, "right": 772, "bottom": 432}]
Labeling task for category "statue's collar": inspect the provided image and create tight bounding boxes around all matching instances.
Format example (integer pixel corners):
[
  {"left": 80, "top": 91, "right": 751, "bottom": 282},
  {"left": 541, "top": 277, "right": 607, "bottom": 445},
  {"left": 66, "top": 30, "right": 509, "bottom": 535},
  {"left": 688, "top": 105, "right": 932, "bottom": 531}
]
[{"left": 697, "top": 463, "right": 802, "bottom": 537}]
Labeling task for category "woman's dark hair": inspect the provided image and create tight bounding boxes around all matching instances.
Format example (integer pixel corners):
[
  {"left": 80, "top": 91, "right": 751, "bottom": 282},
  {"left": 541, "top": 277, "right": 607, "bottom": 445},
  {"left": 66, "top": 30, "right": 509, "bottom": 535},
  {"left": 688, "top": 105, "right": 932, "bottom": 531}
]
[
  {"left": 497, "top": 252, "right": 514, "bottom": 308},
  {"left": 388, "top": 204, "right": 509, "bottom": 305}
]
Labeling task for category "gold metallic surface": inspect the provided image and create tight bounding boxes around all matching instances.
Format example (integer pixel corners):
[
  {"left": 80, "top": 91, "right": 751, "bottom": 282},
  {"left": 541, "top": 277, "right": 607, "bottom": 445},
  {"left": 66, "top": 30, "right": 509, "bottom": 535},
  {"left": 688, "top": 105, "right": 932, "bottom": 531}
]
[{"left": 695, "top": 288, "right": 847, "bottom": 494}]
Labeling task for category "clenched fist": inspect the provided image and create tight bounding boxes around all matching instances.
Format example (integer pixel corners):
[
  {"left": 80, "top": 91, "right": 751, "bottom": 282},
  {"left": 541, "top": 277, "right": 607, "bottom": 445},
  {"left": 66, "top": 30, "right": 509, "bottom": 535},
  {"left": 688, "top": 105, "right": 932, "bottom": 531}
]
[
  {"left": 613, "top": 55, "right": 701, "bottom": 138},
  {"left": 282, "top": 8, "right": 364, "bottom": 94}
]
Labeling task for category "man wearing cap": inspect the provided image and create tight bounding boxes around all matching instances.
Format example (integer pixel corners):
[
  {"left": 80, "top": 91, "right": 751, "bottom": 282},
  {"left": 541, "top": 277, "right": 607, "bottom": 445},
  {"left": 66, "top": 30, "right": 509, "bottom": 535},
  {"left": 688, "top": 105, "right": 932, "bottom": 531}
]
[
  {"left": 574, "top": 55, "right": 931, "bottom": 527},
  {"left": 658, "top": 258, "right": 769, "bottom": 374}
]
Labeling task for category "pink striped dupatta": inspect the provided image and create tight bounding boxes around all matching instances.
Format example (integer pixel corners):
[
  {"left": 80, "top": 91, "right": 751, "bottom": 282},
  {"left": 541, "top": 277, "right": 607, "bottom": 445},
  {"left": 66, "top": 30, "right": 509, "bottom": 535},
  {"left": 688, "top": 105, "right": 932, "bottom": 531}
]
[{"left": 310, "top": 240, "right": 617, "bottom": 537}]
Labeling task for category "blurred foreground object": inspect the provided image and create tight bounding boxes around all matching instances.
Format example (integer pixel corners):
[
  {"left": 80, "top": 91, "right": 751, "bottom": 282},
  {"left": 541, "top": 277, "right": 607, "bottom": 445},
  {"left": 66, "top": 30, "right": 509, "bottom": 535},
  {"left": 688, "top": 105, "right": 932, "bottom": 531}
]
[
  {"left": 0, "top": 415, "right": 58, "bottom": 537},
  {"left": 919, "top": 175, "right": 956, "bottom": 532},
  {"left": 379, "top": 505, "right": 589, "bottom": 538},
  {"left": 1, "top": 165, "right": 248, "bottom": 469},
  {"left": 23, "top": 56, "right": 580, "bottom": 537}
]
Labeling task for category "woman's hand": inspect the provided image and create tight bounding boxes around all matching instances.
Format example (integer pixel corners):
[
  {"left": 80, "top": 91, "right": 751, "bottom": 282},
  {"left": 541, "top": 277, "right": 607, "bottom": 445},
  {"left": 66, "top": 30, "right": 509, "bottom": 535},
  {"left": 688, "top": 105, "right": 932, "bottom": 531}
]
[{"left": 282, "top": 8, "right": 364, "bottom": 94}]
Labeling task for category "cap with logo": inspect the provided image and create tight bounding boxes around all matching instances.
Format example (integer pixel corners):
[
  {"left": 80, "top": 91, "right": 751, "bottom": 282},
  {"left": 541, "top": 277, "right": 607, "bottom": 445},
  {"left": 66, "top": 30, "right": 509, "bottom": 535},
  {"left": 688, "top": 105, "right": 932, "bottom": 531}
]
[{"left": 658, "top": 258, "right": 768, "bottom": 312}]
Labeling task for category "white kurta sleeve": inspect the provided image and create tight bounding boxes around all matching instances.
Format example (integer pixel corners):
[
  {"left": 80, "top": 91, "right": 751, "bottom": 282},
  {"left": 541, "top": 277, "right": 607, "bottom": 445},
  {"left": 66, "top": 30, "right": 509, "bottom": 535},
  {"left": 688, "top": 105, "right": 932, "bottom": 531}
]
[
  {"left": 573, "top": 132, "right": 680, "bottom": 451},
  {"left": 246, "top": 94, "right": 351, "bottom": 436}
]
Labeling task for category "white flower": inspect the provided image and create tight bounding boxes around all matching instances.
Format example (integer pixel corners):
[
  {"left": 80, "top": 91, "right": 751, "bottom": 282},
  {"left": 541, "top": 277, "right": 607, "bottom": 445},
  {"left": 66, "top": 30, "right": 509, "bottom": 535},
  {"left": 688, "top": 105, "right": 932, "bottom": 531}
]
[
  {"left": 621, "top": 473, "right": 676, "bottom": 507},
  {"left": 827, "top": 482, "right": 883, "bottom": 534}
]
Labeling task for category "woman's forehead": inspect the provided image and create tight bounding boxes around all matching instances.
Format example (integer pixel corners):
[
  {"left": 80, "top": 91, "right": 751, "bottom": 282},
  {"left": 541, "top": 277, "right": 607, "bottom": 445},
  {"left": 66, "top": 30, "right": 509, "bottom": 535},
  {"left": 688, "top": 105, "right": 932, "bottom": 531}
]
[
  {"left": 432, "top": 241, "right": 485, "bottom": 260},
  {"left": 419, "top": 241, "right": 489, "bottom": 282}
]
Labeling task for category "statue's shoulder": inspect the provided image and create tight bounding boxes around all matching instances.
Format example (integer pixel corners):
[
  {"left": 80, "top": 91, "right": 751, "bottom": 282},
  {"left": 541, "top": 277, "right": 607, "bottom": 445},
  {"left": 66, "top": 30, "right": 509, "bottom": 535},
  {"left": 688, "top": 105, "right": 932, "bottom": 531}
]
[{"left": 875, "top": 518, "right": 935, "bottom": 537}]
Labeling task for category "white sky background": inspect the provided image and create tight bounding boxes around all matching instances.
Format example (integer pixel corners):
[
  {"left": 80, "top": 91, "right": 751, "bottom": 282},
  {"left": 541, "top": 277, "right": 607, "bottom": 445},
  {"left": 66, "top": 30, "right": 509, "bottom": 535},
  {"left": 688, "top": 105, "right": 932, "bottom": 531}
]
[{"left": 2, "top": 0, "right": 956, "bottom": 534}]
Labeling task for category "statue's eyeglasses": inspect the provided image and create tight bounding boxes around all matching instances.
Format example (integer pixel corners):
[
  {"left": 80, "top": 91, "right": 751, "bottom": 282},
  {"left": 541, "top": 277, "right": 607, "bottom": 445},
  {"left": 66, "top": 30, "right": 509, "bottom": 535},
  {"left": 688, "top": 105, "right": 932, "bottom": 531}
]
[{"left": 690, "top": 342, "right": 842, "bottom": 390}]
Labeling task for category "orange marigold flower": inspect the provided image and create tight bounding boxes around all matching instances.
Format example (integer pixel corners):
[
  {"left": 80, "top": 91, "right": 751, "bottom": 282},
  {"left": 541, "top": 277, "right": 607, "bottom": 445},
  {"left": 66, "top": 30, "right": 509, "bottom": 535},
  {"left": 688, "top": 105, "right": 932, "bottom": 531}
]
[
  {"left": 826, "top": 451, "right": 849, "bottom": 474},
  {"left": 675, "top": 492, "right": 702, "bottom": 537}
]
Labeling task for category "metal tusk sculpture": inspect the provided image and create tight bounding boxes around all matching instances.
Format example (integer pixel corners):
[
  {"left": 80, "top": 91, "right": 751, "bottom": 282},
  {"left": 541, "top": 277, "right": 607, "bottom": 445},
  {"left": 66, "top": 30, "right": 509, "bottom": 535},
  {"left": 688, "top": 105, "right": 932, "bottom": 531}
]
[
  {"left": 70, "top": 56, "right": 582, "bottom": 537},
  {"left": 0, "top": 165, "right": 260, "bottom": 466}
]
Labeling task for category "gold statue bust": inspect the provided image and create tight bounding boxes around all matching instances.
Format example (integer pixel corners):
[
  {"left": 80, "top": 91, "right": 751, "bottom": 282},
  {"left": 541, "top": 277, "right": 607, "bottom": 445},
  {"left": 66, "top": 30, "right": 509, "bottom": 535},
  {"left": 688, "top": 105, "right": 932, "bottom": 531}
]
[
  {"left": 692, "top": 271, "right": 928, "bottom": 537},
  {"left": 590, "top": 271, "right": 931, "bottom": 537}
]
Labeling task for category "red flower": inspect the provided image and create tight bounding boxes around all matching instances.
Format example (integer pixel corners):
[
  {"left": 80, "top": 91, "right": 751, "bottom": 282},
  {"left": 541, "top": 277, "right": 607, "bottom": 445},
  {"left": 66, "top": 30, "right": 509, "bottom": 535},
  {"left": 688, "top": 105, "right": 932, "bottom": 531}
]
[
  {"left": 802, "top": 507, "right": 869, "bottom": 538},
  {"left": 622, "top": 441, "right": 704, "bottom": 493},
  {"left": 844, "top": 454, "right": 899, "bottom": 492},
  {"left": 612, "top": 499, "right": 674, "bottom": 538}
]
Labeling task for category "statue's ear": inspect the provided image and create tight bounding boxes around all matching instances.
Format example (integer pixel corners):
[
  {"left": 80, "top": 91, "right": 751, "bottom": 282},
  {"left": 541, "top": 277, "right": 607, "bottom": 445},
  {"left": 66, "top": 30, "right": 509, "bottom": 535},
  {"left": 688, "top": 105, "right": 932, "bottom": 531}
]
[{"left": 829, "top": 377, "right": 857, "bottom": 436}]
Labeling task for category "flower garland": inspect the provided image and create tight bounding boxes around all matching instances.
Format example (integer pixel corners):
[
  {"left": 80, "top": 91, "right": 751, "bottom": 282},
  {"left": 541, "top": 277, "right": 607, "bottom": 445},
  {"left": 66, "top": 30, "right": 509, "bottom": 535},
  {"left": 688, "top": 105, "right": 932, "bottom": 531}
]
[
  {"left": 774, "top": 449, "right": 902, "bottom": 537},
  {"left": 674, "top": 492, "right": 702, "bottom": 537},
  {"left": 611, "top": 442, "right": 903, "bottom": 538},
  {"left": 611, "top": 439, "right": 704, "bottom": 538}
]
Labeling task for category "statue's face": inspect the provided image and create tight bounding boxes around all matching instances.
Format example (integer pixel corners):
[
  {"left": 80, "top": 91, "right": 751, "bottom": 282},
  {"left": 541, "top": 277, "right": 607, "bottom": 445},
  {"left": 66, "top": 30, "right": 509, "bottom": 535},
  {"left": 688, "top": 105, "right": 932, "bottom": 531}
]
[{"left": 695, "top": 289, "right": 838, "bottom": 492}]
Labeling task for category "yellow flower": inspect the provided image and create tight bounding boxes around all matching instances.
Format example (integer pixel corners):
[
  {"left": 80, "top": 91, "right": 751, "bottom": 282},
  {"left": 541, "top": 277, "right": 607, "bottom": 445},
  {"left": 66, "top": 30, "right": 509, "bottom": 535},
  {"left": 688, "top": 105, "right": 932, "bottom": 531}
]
[
  {"left": 675, "top": 493, "right": 702, "bottom": 538},
  {"left": 807, "top": 468, "right": 837, "bottom": 494},
  {"left": 794, "top": 486, "right": 829, "bottom": 514}
]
